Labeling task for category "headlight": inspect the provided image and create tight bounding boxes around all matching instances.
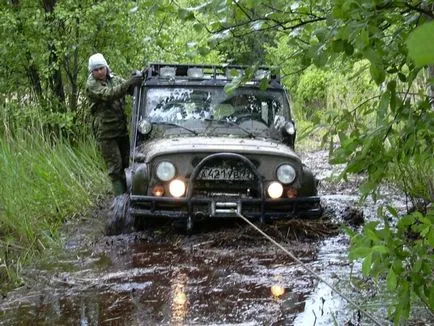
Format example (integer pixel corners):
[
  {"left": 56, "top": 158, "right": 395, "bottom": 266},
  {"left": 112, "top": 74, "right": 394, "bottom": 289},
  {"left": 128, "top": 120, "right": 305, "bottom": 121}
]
[
  {"left": 169, "top": 179, "right": 186, "bottom": 197},
  {"left": 276, "top": 164, "right": 296, "bottom": 184},
  {"left": 267, "top": 182, "right": 283, "bottom": 199},
  {"left": 138, "top": 119, "right": 152, "bottom": 135},
  {"left": 156, "top": 161, "right": 176, "bottom": 181}
]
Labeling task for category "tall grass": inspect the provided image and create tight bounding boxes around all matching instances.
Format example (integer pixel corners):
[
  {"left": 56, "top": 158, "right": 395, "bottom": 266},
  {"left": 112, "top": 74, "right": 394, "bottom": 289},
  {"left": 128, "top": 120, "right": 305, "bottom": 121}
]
[{"left": 0, "top": 113, "right": 109, "bottom": 290}]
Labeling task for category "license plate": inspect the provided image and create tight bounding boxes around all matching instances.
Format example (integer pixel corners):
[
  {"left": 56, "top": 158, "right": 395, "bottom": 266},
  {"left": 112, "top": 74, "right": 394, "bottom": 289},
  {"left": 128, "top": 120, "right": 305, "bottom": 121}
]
[{"left": 198, "top": 167, "right": 254, "bottom": 181}]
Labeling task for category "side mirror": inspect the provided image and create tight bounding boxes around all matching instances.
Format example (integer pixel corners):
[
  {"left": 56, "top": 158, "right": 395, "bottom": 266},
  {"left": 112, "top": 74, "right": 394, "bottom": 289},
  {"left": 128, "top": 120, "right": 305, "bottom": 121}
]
[
  {"left": 138, "top": 119, "right": 152, "bottom": 135},
  {"left": 274, "top": 115, "right": 296, "bottom": 148}
]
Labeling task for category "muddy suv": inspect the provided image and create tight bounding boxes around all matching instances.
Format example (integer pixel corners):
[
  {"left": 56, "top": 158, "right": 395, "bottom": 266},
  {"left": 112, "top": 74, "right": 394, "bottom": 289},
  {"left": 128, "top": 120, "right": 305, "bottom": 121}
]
[{"left": 109, "top": 63, "right": 322, "bottom": 233}]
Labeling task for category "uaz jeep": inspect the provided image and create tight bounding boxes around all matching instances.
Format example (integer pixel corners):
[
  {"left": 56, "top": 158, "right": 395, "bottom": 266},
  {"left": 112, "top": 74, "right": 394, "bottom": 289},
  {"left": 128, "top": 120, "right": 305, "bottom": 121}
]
[{"left": 109, "top": 63, "right": 322, "bottom": 233}]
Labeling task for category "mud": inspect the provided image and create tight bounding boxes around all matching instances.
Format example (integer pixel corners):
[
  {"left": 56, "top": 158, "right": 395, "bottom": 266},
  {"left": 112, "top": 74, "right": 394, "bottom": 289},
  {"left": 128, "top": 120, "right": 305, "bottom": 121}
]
[{"left": 0, "top": 150, "right": 431, "bottom": 325}]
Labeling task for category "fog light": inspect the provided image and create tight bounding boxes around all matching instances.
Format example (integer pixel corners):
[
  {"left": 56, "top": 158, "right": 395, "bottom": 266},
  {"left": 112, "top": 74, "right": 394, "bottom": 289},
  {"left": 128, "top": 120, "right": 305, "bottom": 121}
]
[
  {"left": 267, "top": 182, "right": 283, "bottom": 199},
  {"left": 169, "top": 179, "right": 186, "bottom": 197},
  {"left": 152, "top": 184, "right": 165, "bottom": 197},
  {"left": 286, "top": 187, "right": 298, "bottom": 198}
]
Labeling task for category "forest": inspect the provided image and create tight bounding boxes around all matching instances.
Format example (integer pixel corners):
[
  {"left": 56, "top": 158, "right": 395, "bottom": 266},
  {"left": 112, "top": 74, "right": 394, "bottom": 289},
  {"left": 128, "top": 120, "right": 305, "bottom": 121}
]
[{"left": 0, "top": 0, "right": 433, "bottom": 324}]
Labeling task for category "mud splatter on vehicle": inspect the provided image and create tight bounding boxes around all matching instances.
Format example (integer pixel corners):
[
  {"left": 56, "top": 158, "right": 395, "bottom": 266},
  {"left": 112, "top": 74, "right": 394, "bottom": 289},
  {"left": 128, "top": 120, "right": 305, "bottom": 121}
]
[{"left": 108, "top": 64, "right": 322, "bottom": 235}]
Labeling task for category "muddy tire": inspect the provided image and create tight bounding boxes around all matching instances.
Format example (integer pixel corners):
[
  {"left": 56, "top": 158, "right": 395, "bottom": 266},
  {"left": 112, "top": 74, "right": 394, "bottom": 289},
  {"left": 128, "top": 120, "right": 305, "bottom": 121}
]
[{"left": 105, "top": 194, "right": 135, "bottom": 235}]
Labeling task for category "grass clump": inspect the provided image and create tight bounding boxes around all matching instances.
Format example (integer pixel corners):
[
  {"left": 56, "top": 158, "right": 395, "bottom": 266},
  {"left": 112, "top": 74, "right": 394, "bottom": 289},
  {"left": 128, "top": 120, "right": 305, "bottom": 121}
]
[{"left": 0, "top": 128, "right": 109, "bottom": 291}]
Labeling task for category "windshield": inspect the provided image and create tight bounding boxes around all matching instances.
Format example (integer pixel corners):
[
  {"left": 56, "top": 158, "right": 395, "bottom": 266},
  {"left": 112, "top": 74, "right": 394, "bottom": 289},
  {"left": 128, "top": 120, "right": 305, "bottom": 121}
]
[{"left": 141, "top": 87, "right": 289, "bottom": 128}]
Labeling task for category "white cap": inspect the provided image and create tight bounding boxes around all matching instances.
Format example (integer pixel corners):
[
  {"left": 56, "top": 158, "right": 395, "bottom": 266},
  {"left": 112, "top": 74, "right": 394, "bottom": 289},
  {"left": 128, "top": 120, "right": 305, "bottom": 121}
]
[{"left": 88, "top": 53, "right": 108, "bottom": 72}]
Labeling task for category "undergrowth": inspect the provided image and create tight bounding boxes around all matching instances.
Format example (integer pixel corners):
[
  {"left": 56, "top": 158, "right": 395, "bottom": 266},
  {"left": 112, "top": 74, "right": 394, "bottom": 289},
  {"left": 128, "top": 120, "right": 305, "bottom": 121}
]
[{"left": 0, "top": 126, "right": 109, "bottom": 291}]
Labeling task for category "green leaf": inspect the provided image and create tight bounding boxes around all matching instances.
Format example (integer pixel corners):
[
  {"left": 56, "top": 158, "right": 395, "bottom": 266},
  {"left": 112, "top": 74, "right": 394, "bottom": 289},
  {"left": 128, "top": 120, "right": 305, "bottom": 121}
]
[
  {"left": 398, "top": 72, "right": 407, "bottom": 82},
  {"left": 355, "top": 28, "right": 369, "bottom": 49},
  {"left": 398, "top": 214, "right": 416, "bottom": 229},
  {"left": 198, "top": 47, "right": 210, "bottom": 56},
  {"left": 224, "top": 76, "right": 242, "bottom": 95},
  {"left": 315, "top": 27, "right": 328, "bottom": 42},
  {"left": 259, "top": 77, "right": 269, "bottom": 90},
  {"left": 430, "top": 286, "right": 434, "bottom": 312},
  {"left": 193, "top": 23, "right": 203, "bottom": 33},
  {"left": 362, "top": 253, "right": 372, "bottom": 276},
  {"left": 372, "top": 245, "right": 388, "bottom": 254},
  {"left": 178, "top": 9, "right": 195, "bottom": 20},
  {"left": 386, "top": 205, "right": 398, "bottom": 218},
  {"left": 332, "top": 7, "right": 343, "bottom": 19},
  {"left": 370, "top": 63, "right": 385, "bottom": 85},
  {"left": 349, "top": 246, "right": 372, "bottom": 259},
  {"left": 407, "top": 21, "right": 434, "bottom": 67},
  {"left": 366, "top": 229, "right": 380, "bottom": 242},
  {"left": 428, "top": 226, "right": 434, "bottom": 247},
  {"left": 331, "top": 39, "right": 345, "bottom": 53},
  {"left": 387, "top": 267, "right": 397, "bottom": 290},
  {"left": 413, "top": 258, "right": 422, "bottom": 273},
  {"left": 344, "top": 42, "right": 354, "bottom": 55},
  {"left": 377, "top": 91, "right": 390, "bottom": 124}
]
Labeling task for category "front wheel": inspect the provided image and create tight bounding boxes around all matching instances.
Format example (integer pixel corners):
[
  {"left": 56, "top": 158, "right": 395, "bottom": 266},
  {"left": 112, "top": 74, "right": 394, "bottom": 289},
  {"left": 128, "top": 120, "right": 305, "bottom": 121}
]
[{"left": 106, "top": 194, "right": 135, "bottom": 235}]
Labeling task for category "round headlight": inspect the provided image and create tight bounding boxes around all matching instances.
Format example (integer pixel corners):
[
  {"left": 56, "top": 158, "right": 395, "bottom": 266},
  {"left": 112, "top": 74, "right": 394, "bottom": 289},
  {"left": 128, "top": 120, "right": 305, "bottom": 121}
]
[
  {"left": 169, "top": 179, "right": 186, "bottom": 197},
  {"left": 276, "top": 164, "right": 296, "bottom": 184},
  {"left": 267, "top": 182, "right": 283, "bottom": 199},
  {"left": 138, "top": 119, "right": 152, "bottom": 135},
  {"left": 156, "top": 161, "right": 176, "bottom": 181}
]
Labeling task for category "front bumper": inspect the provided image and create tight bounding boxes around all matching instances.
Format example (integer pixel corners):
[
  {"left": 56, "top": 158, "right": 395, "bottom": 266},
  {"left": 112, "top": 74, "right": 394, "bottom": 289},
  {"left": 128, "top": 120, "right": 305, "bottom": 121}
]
[
  {"left": 129, "top": 194, "right": 323, "bottom": 221},
  {"left": 130, "top": 152, "right": 322, "bottom": 223}
]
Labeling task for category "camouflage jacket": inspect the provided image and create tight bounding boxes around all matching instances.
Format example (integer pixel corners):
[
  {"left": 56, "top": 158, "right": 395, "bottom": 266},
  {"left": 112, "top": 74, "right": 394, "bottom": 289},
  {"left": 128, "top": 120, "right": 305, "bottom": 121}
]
[{"left": 86, "top": 73, "right": 129, "bottom": 140}]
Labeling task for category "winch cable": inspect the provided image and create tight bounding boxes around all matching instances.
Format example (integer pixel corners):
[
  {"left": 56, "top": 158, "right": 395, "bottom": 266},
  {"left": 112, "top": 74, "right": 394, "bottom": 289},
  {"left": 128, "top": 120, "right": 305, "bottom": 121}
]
[{"left": 235, "top": 211, "right": 383, "bottom": 326}]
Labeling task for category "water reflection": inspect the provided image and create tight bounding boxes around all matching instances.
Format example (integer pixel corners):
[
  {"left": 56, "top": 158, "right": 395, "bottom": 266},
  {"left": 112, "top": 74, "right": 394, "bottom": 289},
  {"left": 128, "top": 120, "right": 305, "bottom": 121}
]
[
  {"left": 170, "top": 271, "right": 188, "bottom": 325},
  {"left": 271, "top": 284, "right": 285, "bottom": 298}
]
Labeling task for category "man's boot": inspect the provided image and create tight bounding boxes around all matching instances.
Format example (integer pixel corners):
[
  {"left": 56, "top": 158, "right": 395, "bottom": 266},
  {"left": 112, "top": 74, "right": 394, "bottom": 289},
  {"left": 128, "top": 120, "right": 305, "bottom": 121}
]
[{"left": 112, "top": 180, "right": 126, "bottom": 196}]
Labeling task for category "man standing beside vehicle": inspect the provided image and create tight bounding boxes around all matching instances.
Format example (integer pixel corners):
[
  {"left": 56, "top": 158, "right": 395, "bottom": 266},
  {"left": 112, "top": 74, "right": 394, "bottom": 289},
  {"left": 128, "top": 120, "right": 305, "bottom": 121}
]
[{"left": 86, "top": 53, "right": 143, "bottom": 195}]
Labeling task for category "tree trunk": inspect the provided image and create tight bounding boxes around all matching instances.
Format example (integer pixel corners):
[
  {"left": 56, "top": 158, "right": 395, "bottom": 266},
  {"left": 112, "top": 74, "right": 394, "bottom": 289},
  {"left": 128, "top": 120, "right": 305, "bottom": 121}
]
[
  {"left": 11, "top": 0, "right": 44, "bottom": 101},
  {"left": 43, "top": 0, "right": 66, "bottom": 110}
]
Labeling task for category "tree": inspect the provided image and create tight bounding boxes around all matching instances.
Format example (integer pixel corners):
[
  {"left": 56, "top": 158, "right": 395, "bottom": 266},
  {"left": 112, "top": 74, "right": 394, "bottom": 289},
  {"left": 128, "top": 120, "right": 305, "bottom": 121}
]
[{"left": 0, "top": 0, "right": 220, "bottom": 136}]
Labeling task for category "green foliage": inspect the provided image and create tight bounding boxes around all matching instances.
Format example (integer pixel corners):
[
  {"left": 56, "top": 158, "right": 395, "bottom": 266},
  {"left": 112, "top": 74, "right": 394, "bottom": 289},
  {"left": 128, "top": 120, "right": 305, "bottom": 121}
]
[
  {"left": 0, "top": 124, "right": 109, "bottom": 290},
  {"left": 0, "top": 0, "right": 221, "bottom": 135},
  {"left": 189, "top": 0, "right": 281, "bottom": 64},
  {"left": 0, "top": 0, "right": 224, "bottom": 291},
  {"left": 296, "top": 66, "right": 328, "bottom": 119},
  {"left": 407, "top": 21, "right": 434, "bottom": 67},
  {"left": 0, "top": 0, "right": 432, "bottom": 321},
  {"left": 192, "top": 0, "right": 434, "bottom": 322},
  {"left": 348, "top": 208, "right": 434, "bottom": 322}
]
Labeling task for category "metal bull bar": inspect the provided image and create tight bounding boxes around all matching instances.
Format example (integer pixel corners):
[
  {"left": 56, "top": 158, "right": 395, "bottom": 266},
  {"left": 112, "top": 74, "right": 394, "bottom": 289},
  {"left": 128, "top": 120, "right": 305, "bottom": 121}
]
[{"left": 185, "top": 152, "right": 264, "bottom": 230}]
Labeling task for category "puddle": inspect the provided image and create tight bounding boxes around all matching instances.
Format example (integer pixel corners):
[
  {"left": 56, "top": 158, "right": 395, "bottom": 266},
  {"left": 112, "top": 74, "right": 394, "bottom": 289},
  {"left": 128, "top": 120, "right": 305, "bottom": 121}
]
[{"left": 0, "top": 150, "right": 431, "bottom": 325}]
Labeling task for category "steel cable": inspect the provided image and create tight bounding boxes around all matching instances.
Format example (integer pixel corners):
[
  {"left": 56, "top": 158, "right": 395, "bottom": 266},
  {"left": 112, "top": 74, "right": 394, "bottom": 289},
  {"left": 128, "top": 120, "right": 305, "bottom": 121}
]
[{"left": 236, "top": 211, "right": 383, "bottom": 326}]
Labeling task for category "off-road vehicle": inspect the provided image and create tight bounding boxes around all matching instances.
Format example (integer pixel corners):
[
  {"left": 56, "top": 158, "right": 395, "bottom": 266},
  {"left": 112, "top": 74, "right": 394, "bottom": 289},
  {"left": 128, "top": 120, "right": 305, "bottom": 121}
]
[{"left": 108, "top": 63, "right": 322, "bottom": 233}]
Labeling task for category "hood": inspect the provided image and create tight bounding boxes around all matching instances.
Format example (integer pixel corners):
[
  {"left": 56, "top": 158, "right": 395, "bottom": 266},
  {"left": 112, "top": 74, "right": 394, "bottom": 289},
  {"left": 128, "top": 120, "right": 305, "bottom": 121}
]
[{"left": 135, "top": 136, "right": 300, "bottom": 163}]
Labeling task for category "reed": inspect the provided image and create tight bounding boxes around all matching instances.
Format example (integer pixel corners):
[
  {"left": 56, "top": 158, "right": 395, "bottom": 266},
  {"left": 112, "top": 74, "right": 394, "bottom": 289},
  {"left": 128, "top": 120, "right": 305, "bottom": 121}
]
[{"left": 0, "top": 123, "right": 109, "bottom": 290}]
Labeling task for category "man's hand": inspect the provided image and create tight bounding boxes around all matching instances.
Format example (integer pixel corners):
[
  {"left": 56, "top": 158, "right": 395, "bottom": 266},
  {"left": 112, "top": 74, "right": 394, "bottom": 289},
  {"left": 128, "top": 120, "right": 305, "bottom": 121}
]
[{"left": 127, "top": 70, "right": 144, "bottom": 87}]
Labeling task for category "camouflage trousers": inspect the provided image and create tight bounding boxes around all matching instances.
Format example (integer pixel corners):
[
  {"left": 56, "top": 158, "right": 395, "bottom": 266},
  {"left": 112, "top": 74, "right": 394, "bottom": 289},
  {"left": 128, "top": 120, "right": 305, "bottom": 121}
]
[{"left": 99, "top": 136, "right": 130, "bottom": 195}]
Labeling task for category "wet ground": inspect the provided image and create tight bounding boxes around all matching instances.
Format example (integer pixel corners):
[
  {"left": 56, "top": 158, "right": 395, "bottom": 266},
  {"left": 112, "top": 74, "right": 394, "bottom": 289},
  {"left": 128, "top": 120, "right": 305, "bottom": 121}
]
[{"left": 0, "top": 150, "right": 431, "bottom": 325}]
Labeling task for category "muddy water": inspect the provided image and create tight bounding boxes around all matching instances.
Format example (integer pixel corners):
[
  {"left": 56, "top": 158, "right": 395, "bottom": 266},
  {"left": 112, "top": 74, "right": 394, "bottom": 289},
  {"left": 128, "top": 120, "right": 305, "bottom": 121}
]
[{"left": 0, "top": 151, "right": 426, "bottom": 325}]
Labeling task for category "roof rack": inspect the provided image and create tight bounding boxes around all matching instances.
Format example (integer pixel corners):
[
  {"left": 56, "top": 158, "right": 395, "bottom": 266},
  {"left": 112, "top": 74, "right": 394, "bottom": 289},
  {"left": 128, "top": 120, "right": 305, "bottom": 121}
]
[{"left": 145, "top": 63, "right": 280, "bottom": 83}]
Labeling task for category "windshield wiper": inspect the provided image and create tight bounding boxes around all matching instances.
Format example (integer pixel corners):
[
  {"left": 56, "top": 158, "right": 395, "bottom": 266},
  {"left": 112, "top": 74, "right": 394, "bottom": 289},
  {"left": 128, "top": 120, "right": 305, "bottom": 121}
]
[
  {"left": 153, "top": 121, "right": 198, "bottom": 135},
  {"left": 204, "top": 118, "right": 256, "bottom": 138}
]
